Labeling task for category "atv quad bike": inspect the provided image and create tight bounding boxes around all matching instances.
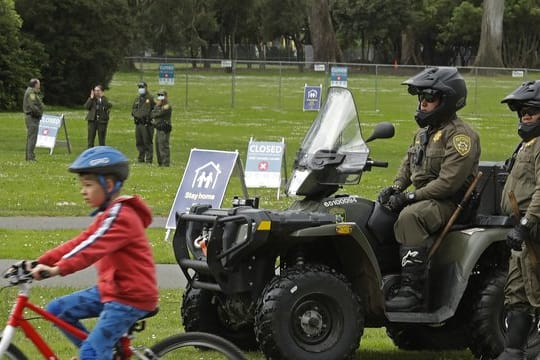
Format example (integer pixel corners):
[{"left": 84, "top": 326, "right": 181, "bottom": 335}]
[{"left": 173, "top": 87, "right": 540, "bottom": 359}]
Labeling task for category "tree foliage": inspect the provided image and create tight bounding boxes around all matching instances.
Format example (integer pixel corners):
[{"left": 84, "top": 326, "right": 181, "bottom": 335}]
[
  {"left": 503, "top": 0, "right": 540, "bottom": 68},
  {"left": 15, "top": 0, "right": 133, "bottom": 106},
  {"left": 4, "top": 0, "right": 540, "bottom": 111},
  {"left": 0, "top": 0, "right": 43, "bottom": 110}
]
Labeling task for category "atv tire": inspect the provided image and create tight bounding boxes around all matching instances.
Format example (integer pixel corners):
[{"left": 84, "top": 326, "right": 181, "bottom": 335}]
[
  {"left": 254, "top": 264, "right": 364, "bottom": 360},
  {"left": 469, "top": 270, "right": 540, "bottom": 359},
  {"left": 181, "top": 284, "right": 258, "bottom": 351}
]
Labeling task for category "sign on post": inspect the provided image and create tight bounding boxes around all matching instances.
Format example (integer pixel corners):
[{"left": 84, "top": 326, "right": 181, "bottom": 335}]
[
  {"left": 159, "top": 63, "right": 175, "bottom": 85},
  {"left": 303, "top": 84, "right": 322, "bottom": 111},
  {"left": 245, "top": 138, "right": 287, "bottom": 199},
  {"left": 330, "top": 66, "right": 348, "bottom": 88},
  {"left": 35, "top": 114, "right": 71, "bottom": 154},
  {"left": 165, "top": 149, "right": 249, "bottom": 237}
]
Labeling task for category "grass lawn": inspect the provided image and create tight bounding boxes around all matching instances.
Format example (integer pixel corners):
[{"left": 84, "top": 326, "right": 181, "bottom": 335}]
[{"left": 0, "top": 68, "right": 526, "bottom": 359}]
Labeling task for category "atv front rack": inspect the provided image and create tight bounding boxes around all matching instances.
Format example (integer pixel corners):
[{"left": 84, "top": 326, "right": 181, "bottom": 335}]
[{"left": 172, "top": 204, "right": 337, "bottom": 295}]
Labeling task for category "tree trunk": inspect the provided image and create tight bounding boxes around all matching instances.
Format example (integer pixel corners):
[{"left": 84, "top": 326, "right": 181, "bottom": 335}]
[
  {"left": 308, "top": 0, "right": 342, "bottom": 62},
  {"left": 400, "top": 27, "right": 417, "bottom": 65},
  {"left": 474, "top": 0, "right": 504, "bottom": 67}
]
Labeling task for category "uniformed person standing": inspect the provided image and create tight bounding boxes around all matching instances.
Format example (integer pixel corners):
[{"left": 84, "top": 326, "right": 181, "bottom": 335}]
[
  {"left": 132, "top": 82, "right": 155, "bottom": 163},
  {"left": 22, "top": 78, "right": 44, "bottom": 161},
  {"left": 496, "top": 81, "right": 540, "bottom": 360},
  {"left": 84, "top": 85, "right": 112, "bottom": 148},
  {"left": 378, "top": 67, "right": 481, "bottom": 312},
  {"left": 151, "top": 90, "right": 172, "bottom": 167}
]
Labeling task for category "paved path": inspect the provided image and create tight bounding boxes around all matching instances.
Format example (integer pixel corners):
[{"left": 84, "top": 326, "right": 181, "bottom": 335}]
[
  {"left": 0, "top": 216, "right": 168, "bottom": 230},
  {"left": 1, "top": 216, "right": 186, "bottom": 289}
]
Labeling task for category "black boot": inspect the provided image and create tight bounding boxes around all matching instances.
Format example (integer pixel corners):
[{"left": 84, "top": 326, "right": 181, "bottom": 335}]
[
  {"left": 386, "top": 246, "right": 427, "bottom": 312},
  {"left": 496, "top": 311, "right": 532, "bottom": 360}
]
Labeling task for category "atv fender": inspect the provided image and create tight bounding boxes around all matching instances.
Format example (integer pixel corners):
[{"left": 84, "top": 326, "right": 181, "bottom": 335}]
[
  {"left": 289, "top": 222, "right": 386, "bottom": 319},
  {"left": 424, "top": 226, "right": 508, "bottom": 322}
]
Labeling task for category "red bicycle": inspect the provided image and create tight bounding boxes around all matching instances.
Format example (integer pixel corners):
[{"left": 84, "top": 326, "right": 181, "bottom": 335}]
[{"left": 0, "top": 261, "right": 246, "bottom": 359}]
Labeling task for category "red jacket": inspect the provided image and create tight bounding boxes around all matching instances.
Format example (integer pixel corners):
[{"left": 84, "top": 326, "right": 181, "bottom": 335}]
[{"left": 38, "top": 195, "right": 158, "bottom": 311}]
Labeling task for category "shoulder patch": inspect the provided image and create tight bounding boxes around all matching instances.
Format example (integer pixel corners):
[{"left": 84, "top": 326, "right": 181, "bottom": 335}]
[
  {"left": 29, "top": 93, "right": 36, "bottom": 100},
  {"left": 163, "top": 104, "right": 170, "bottom": 110},
  {"left": 453, "top": 134, "right": 472, "bottom": 156}
]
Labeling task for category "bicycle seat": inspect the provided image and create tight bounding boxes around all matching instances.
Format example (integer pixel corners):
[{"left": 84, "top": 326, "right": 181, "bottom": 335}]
[{"left": 139, "top": 307, "right": 159, "bottom": 320}]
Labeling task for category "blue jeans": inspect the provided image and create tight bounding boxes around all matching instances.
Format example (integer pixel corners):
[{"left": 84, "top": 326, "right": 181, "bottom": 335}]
[{"left": 46, "top": 286, "right": 149, "bottom": 360}]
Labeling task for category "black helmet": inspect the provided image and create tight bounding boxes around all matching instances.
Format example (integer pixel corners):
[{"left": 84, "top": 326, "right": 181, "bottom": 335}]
[
  {"left": 402, "top": 67, "right": 467, "bottom": 127},
  {"left": 502, "top": 81, "right": 540, "bottom": 141},
  {"left": 501, "top": 80, "right": 540, "bottom": 111},
  {"left": 69, "top": 146, "right": 129, "bottom": 181}
]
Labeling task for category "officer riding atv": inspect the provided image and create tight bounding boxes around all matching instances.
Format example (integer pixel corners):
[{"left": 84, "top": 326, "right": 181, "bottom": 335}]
[{"left": 173, "top": 70, "right": 540, "bottom": 359}]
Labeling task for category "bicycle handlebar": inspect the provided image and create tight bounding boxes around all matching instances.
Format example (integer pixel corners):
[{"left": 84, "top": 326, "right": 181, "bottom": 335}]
[{"left": 3, "top": 260, "right": 49, "bottom": 285}]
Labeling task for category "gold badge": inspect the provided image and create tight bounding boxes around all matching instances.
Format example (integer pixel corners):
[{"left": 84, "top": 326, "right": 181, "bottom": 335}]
[
  {"left": 30, "top": 93, "right": 36, "bottom": 100},
  {"left": 145, "top": 99, "right": 150, "bottom": 103},
  {"left": 453, "top": 134, "right": 471, "bottom": 156},
  {"left": 163, "top": 104, "right": 170, "bottom": 109},
  {"left": 526, "top": 138, "right": 536, "bottom": 147},
  {"left": 433, "top": 130, "right": 442, "bottom": 142}
]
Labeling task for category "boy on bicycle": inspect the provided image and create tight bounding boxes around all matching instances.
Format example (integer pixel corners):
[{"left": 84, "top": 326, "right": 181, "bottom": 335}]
[{"left": 30, "top": 146, "right": 159, "bottom": 360}]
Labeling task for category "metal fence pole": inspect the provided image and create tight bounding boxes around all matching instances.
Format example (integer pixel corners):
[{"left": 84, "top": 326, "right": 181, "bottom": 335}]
[
  {"left": 278, "top": 62, "right": 282, "bottom": 109},
  {"left": 231, "top": 60, "right": 236, "bottom": 108},
  {"left": 185, "top": 72, "right": 189, "bottom": 110}
]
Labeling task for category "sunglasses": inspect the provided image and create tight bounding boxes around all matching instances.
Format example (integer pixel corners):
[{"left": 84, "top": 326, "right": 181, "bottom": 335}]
[
  {"left": 519, "top": 107, "right": 540, "bottom": 117},
  {"left": 408, "top": 87, "right": 441, "bottom": 103}
]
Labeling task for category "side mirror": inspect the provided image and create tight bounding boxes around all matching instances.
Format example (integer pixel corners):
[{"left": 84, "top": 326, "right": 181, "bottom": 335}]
[{"left": 365, "top": 122, "right": 395, "bottom": 143}]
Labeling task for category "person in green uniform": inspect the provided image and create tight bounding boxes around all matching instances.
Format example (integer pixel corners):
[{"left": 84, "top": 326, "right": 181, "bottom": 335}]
[
  {"left": 22, "top": 78, "right": 44, "bottom": 161},
  {"left": 378, "top": 67, "right": 481, "bottom": 312},
  {"left": 84, "top": 85, "right": 112, "bottom": 148},
  {"left": 131, "top": 82, "right": 155, "bottom": 163},
  {"left": 151, "top": 90, "right": 172, "bottom": 167},
  {"left": 496, "top": 80, "right": 540, "bottom": 360}
]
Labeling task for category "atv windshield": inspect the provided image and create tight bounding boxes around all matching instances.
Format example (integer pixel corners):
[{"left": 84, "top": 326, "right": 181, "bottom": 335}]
[{"left": 287, "top": 87, "right": 370, "bottom": 195}]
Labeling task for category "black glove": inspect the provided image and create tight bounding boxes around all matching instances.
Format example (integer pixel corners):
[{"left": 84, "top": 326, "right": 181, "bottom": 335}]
[
  {"left": 506, "top": 224, "right": 530, "bottom": 251},
  {"left": 388, "top": 192, "right": 415, "bottom": 213},
  {"left": 378, "top": 186, "right": 399, "bottom": 204}
]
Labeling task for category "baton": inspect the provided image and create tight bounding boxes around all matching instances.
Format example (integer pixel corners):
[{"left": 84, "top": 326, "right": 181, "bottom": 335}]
[{"left": 428, "top": 172, "right": 483, "bottom": 259}]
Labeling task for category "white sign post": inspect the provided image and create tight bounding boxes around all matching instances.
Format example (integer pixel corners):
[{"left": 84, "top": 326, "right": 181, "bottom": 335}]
[
  {"left": 244, "top": 138, "right": 287, "bottom": 199},
  {"left": 35, "top": 114, "right": 71, "bottom": 154}
]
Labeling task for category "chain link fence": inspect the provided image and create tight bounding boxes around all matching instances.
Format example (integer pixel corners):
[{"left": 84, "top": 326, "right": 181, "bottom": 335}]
[{"left": 126, "top": 57, "right": 540, "bottom": 116}]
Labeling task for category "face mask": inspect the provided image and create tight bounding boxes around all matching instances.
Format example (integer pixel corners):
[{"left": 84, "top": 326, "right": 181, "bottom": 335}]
[
  {"left": 157, "top": 95, "right": 165, "bottom": 101},
  {"left": 138, "top": 88, "right": 146, "bottom": 95}
]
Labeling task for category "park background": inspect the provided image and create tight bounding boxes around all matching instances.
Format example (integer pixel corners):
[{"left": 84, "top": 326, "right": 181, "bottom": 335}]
[{"left": 0, "top": 66, "right": 534, "bottom": 359}]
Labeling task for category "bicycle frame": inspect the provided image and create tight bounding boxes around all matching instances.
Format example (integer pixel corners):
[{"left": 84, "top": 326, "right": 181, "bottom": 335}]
[{"left": 0, "top": 279, "right": 138, "bottom": 359}]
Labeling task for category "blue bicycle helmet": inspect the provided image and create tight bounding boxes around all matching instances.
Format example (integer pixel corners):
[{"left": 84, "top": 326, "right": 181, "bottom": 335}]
[
  {"left": 69, "top": 146, "right": 129, "bottom": 180},
  {"left": 69, "top": 146, "right": 129, "bottom": 214}
]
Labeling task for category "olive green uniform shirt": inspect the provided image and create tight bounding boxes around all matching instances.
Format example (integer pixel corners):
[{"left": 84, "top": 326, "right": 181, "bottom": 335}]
[
  {"left": 392, "top": 116, "right": 480, "bottom": 246},
  {"left": 393, "top": 116, "right": 481, "bottom": 201},
  {"left": 501, "top": 137, "right": 540, "bottom": 226},
  {"left": 132, "top": 94, "right": 155, "bottom": 124},
  {"left": 23, "top": 87, "right": 43, "bottom": 118},
  {"left": 501, "top": 136, "right": 540, "bottom": 309}
]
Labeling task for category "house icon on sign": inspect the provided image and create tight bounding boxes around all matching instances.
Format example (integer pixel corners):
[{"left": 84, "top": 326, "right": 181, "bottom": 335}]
[{"left": 192, "top": 161, "right": 222, "bottom": 189}]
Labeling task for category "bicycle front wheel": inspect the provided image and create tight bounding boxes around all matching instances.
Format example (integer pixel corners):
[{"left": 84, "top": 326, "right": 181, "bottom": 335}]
[{"left": 149, "top": 331, "right": 247, "bottom": 360}]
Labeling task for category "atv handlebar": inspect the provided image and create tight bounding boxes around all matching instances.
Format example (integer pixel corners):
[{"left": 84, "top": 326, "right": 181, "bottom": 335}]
[{"left": 368, "top": 160, "right": 388, "bottom": 168}]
